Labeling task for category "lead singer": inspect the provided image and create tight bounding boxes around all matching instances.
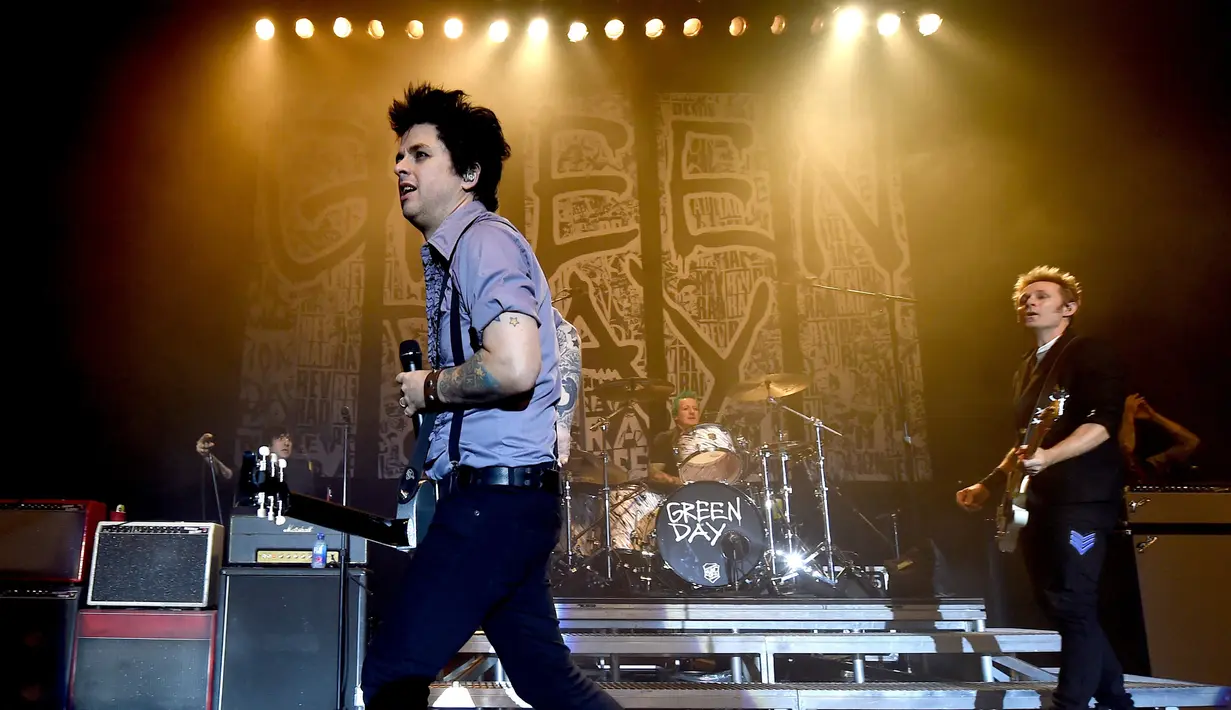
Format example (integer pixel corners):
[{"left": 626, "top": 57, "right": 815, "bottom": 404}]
[{"left": 360, "top": 84, "right": 621, "bottom": 710}]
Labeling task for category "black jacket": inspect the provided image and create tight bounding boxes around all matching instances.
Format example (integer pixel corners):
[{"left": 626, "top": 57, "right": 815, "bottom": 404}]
[{"left": 1013, "top": 329, "right": 1127, "bottom": 507}]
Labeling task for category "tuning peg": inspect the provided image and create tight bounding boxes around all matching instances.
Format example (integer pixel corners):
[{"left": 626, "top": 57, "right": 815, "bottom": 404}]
[{"left": 258, "top": 446, "right": 270, "bottom": 457}]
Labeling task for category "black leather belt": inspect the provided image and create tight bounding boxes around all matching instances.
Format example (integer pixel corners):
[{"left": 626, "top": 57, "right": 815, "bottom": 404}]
[{"left": 440, "top": 463, "right": 562, "bottom": 498}]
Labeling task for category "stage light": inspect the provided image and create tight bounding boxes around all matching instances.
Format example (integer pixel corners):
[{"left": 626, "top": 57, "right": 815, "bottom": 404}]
[
  {"left": 646, "top": 19, "right": 664, "bottom": 38},
  {"left": 877, "top": 13, "right": 901, "bottom": 36},
  {"left": 683, "top": 18, "right": 702, "bottom": 37},
  {"left": 406, "top": 20, "right": 424, "bottom": 39},
  {"left": 605, "top": 19, "right": 624, "bottom": 40},
  {"left": 255, "top": 18, "right": 275, "bottom": 40},
  {"left": 771, "top": 15, "right": 787, "bottom": 35},
  {"left": 811, "top": 17, "right": 826, "bottom": 35},
  {"left": 528, "top": 18, "right": 549, "bottom": 42},
  {"left": 295, "top": 18, "right": 314, "bottom": 38},
  {"left": 918, "top": 13, "right": 942, "bottom": 36},
  {"left": 835, "top": 7, "right": 864, "bottom": 39},
  {"left": 568, "top": 22, "right": 588, "bottom": 42},
  {"left": 333, "top": 17, "right": 352, "bottom": 38},
  {"left": 444, "top": 18, "right": 463, "bottom": 39},
  {"left": 489, "top": 20, "right": 510, "bottom": 42},
  {"left": 367, "top": 20, "right": 384, "bottom": 39},
  {"left": 729, "top": 17, "right": 747, "bottom": 37}
]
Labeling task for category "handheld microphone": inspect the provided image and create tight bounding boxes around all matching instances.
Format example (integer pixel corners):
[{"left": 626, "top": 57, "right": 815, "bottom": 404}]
[
  {"left": 397, "top": 339, "right": 428, "bottom": 505},
  {"left": 399, "top": 339, "right": 424, "bottom": 435}
]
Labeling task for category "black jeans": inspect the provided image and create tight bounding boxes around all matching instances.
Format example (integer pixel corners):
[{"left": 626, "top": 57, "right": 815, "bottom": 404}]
[
  {"left": 1020, "top": 503, "right": 1134, "bottom": 710},
  {"left": 361, "top": 484, "right": 621, "bottom": 710}
]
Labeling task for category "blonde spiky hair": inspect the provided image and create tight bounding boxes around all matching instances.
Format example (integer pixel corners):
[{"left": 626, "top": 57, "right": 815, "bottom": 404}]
[{"left": 1013, "top": 265, "right": 1082, "bottom": 307}]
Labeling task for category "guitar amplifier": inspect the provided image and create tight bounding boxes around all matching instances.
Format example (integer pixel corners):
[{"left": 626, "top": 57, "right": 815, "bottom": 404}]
[
  {"left": 228, "top": 506, "right": 367, "bottom": 565},
  {"left": 0, "top": 500, "right": 107, "bottom": 582},
  {"left": 88, "top": 522, "right": 223, "bottom": 608}
]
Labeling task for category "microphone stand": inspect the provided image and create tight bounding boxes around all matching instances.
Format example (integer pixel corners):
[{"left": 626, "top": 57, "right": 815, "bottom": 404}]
[
  {"left": 336, "top": 407, "right": 352, "bottom": 710},
  {"left": 204, "top": 454, "right": 225, "bottom": 524},
  {"left": 793, "top": 278, "right": 922, "bottom": 527}
]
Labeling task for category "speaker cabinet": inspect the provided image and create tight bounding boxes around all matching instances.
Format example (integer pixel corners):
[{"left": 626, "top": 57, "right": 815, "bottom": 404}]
[
  {"left": 88, "top": 522, "right": 223, "bottom": 607},
  {"left": 216, "top": 567, "right": 367, "bottom": 710},
  {"left": 1123, "top": 487, "right": 1231, "bottom": 686},
  {"left": 1131, "top": 532, "right": 1231, "bottom": 685},
  {"left": 1, "top": 586, "right": 80, "bottom": 709},
  {"left": 70, "top": 609, "right": 217, "bottom": 710},
  {"left": 0, "top": 500, "right": 107, "bottom": 582}
]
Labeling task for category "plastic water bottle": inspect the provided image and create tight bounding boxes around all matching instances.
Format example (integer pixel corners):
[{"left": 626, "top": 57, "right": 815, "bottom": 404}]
[{"left": 311, "top": 532, "right": 327, "bottom": 568}]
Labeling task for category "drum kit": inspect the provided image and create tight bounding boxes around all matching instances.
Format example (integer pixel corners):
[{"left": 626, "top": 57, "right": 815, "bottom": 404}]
[{"left": 553, "top": 373, "right": 855, "bottom": 597}]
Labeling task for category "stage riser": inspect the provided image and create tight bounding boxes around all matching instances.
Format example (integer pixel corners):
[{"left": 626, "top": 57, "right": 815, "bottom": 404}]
[{"left": 426, "top": 681, "right": 1230, "bottom": 709}]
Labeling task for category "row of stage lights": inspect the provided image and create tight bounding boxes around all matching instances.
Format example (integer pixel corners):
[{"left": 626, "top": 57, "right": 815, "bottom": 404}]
[{"left": 252, "top": 10, "right": 943, "bottom": 43}]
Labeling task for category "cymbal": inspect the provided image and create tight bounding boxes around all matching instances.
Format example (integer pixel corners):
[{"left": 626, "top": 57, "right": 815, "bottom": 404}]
[
  {"left": 758, "top": 440, "right": 814, "bottom": 457},
  {"left": 562, "top": 448, "right": 630, "bottom": 486},
  {"left": 592, "top": 377, "right": 675, "bottom": 402},
  {"left": 729, "top": 372, "right": 810, "bottom": 401}
]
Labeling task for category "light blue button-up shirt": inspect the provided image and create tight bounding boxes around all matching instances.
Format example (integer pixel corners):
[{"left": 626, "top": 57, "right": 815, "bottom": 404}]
[{"left": 419, "top": 201, "right": 559, "bottom": 480}]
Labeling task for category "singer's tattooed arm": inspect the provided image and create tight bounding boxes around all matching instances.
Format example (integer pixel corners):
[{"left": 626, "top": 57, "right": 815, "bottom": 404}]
[{"left": 436, "top": 311, "right": 542, "bottom": 406}]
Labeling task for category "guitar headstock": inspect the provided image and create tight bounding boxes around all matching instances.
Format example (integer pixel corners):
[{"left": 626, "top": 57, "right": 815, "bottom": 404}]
[
  {"left": 239, "top": 446, "right": 293, "bottom": 524},
  {"left": 1024, "top": 387, "right": 1069, "bottom": 451}
]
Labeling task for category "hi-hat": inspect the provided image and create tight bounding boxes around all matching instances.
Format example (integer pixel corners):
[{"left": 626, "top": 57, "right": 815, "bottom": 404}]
[
  {"left": 563, "top": 447, "right": 630, "bottom": 487},
  {"left": 592, "top": 377, "right": 675, "bottom": 403},
  {"left": 729, "top": 373, "right": 810, "bottom": 401}
]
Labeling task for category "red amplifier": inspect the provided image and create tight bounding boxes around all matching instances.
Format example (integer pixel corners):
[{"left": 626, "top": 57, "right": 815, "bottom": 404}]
[
  {"left": 70, "top": 608, "right": 217, "bottom": 709},
  {"left": 0, "top": 500, "right": 107, "bottom": 583}
]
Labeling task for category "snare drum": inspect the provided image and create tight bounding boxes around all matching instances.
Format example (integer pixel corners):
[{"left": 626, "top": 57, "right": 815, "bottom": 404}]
[
  {"left": 675, "top": 423, "right": 743, "bottom": 483},
  {"left": 655, "top": 480, "right": 767, "bottom": 587}
]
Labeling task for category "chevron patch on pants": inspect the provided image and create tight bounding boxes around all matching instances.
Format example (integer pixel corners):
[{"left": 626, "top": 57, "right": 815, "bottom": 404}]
[{"left": 1069, "top": 530, "right": 1096, "bottom": 555}]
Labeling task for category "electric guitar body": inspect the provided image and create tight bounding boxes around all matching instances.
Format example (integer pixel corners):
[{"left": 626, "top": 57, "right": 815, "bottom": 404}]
[{"left": 995, "top": 387, "right": 1067, "bottom": 553}]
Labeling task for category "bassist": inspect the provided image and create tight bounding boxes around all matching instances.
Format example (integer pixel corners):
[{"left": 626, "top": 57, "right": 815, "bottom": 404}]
[{"left": 956, "top": 266, "right": 1134, "bottom": 710}]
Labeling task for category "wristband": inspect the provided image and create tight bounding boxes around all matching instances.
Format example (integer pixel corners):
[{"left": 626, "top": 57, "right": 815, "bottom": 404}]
[{"left": 423, "top": 369, "right": 442, "bottom": 410}]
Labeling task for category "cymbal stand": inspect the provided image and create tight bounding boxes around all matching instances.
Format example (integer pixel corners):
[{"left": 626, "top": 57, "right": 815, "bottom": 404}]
[
  {"left": 770, "top": 396, "right": 844, "bottom": 584},
  {"left": 757, "top": 449, "right": 780, "bottom": 577},
  {"left": 562, "top": 471, "right": 575, "bottom": 568},
  {"left": 584, "top": 402, "right": 634, "bottom": 582}
]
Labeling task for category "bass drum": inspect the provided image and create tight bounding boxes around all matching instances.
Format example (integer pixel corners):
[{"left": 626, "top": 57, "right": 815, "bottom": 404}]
[
  {"left": 675, "top": 423, "right": 743, "bottom": 483},
  {"left": 655, "top": 481, "right": 767, "bottom": 587}
]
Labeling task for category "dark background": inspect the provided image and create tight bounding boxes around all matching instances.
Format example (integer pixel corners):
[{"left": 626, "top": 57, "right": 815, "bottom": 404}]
[{"left": 15, "top": 0, "right": 1230, "bottom": 603}]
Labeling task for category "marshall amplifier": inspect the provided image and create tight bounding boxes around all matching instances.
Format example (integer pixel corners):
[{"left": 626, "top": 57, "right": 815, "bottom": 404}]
[
  {"left": 228, "top": 507, "right": 367, "bottom": 565},
  {"left": 88, "top": 522, "right": 223, "bottom": 608},
  {"left": 0, "top": 500, "right": 107, "bottom": 582}
]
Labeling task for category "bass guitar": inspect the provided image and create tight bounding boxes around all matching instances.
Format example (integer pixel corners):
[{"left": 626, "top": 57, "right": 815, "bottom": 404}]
[{"left": 995, "top": 387, "right": 1067, "bottom": 553}]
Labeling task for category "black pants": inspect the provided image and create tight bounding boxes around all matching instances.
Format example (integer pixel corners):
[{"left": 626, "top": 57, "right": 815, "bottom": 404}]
[
  {"left": 361, "top": 483, "right": 622, "bottom": 710},
  {"left": 1020, "top": 503, "right": 1134, "bottom": 710}
]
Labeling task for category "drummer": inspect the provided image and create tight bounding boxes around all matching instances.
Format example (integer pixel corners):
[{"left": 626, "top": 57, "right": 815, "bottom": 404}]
[{"left": 646, "top": 389, "right": 700, "bottom": 492}]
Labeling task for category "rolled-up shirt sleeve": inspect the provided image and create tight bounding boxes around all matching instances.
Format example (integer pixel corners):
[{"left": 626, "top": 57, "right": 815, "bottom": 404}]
[
  {"left": 452, "top": 220, "right": 542, "bottom": 335},
  {"left": 1072, "top": 339, "right": 1125, "bottom": 436}
]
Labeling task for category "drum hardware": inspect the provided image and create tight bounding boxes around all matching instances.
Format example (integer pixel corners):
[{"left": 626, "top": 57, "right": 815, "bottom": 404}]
[{"left": 766, "top": 396, "right": 844, "bottom": 587}]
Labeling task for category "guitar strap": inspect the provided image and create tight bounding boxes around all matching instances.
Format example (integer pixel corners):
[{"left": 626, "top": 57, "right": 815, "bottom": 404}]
[{"left": 1023, "top": 334, "right": 1081, "bottom": 444}]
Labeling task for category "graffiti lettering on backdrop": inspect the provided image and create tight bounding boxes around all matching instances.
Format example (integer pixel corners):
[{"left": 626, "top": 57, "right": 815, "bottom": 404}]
[
  {"left": 785, "top": 88, "right": 931, "bottom": 483},
  {"left": 242, "top": 94, "right": 385, "bottom": 477},
  {"left": 656, "top": 94, "right": 782, "bottom": 438},
  {"left": 525, "top": 95, "right": 651, "bottom": 473}
]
